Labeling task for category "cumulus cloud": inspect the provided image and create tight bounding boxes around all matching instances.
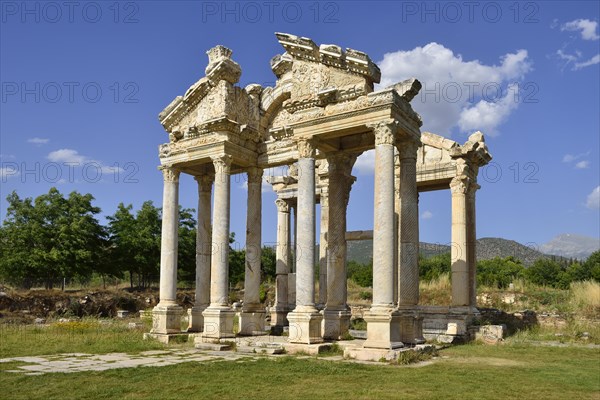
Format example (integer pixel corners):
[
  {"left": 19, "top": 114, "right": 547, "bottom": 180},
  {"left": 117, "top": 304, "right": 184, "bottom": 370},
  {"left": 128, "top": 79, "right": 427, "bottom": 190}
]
[
  {"left": 46, "top": 149, "right": 124, "bottom": 179},
  {"left": 420, "top": 210, "right": 433, "bottom": 220},
  {"left": 378, "top": 43, "right": 532, "bottom": 136},
  {"left": 575, "top": 160, "right": 590, "bottom": 169},
  {"left": 47, "top": 149, "right": 87, "bottom": 164},
  {"left": 586, "top": 186, "right": 600, "bottom": 210},
  {"left": 561, "top": 19, "right": 600, "bottom": 41},
  {"left": 0, "top": 165, "right": 19, "bottom": 180},
  {"left": 563, "top": 151, "right": 591, "bottom": 169},
  {"left": 27, "top": 137, "right": 49, "bottom": 145}
]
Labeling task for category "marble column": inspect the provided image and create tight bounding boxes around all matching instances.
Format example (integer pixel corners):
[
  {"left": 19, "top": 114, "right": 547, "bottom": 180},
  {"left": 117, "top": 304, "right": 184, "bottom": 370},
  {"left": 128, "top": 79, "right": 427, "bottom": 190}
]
[
  {"left": 202, "top": 155, "right": 235, "bottom": 339},
  {"left": 271, "top": 198, "right": 290, "bottom": 328},
  {"left": 287, "top": 139, "right": 323, "bottom": 344},
  {"left": 288, "top": 201, "right": 297, "bottom": 309},
  {"left": 188, "top": 173, "right": 214, "bottom": 332},
  {"left": 450, "top": 163, "right": 470, "bottom": 308},
  {"left": 364, "top": 121, "right": 402, "bottom": 349},
  {"left": 397, "top": 142, "right": 424, "bottom": 344},
  {"left": 240, "top": 167, "right": 266, "bottom": 335},
  {"left": 467, "top": 181, "right": 480, "bottom": 309},
  {"left": 151, "top": 166, "right": 183, "bottom": 335},
  {"left": 318, "top": 187, "right": 328, "bottom": 307},
  {"left": 323, "top": 152, "right": 356, "bottom": 340}
]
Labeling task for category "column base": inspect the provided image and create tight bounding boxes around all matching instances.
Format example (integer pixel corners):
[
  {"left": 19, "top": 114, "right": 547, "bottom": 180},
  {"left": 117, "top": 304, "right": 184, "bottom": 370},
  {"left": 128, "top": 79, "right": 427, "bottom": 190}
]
[
  {"left": 270, "top": 306, "right": 289, "bottom": 327},
  {"left": 323, "top": 309, "right": 351, "bottom": 340},
  {"left": 238, "top": 311, "right": 267, "bottom": 335},
  {"left": 397, "top": 307, "right": 425, "bottom": 344},
  {"left": 287, "top": 308, "right": 324, "bottom": 344},
  {"left": 151, "top": 304, "right": 183, "bottom": 335},
  {"left": 202, "top": 307, "right": 235, "bottom": 339},
  {"left": 187, "top": 305, "right": 208, "bottom": 332},
  {"left": 363, "top": 306, "right": 403, "bottom": 349}
]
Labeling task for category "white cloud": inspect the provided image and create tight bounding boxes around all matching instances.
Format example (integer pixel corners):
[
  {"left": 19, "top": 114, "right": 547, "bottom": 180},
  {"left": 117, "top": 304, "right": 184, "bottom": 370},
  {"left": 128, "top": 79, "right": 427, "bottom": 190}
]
[
  {"left": 378, "top": 43, "right": 532, "bottom": 136},
  {"left": 458, "top": 83, "right": 519, "bottom": 136},
  {"left": 353, "top": 149, "right": 375, "bottom": 174},
  {"left": 574, "top": 54, "right": 600, "bottom": 70},
  {"left": 0, "top": 165, "right": 19, "bottom": 180},
  {"left": 563, "top": 151, "right": 590, "bottom": 163},
  {"left": 586, "top": 186, "right": 600, "bottom": 209},
  {"left": 575, "top": 160, "right": 590, "bottom": 169},
  {"left": 47, "top": 149, "right": 87, "bottom": 164},
  {"left": 420, "top": 210, "right": 433, "bottom": 220},
  {"left": 27, "top": 137, "right": 49, "bottom": 145},
  {"left": 562, "top": 19, "right": 600, "bottom": 41}
]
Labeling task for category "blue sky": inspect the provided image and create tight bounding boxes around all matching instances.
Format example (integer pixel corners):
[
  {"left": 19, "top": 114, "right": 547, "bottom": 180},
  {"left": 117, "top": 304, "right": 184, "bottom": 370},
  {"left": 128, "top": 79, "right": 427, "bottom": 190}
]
[{"left": 1, "top": 0, "right": 599, "bottom": 250}]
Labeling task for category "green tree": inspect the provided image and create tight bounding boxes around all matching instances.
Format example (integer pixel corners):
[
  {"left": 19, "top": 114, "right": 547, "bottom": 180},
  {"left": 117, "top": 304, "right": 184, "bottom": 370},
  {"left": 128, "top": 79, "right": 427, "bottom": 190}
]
[
  {"left": 525, "top": 258, "right": 565, "bottom": 288},
  {"left": 177, "top": 207, "right": 197, "bottom": 284},
  {"left": 261, "top": 245, "right": 276, "bottom": 282},
  {"left": 584, "top": 250, "right": 600, "bottom": 282},
  {"left": 419, "top": 252, "right": 451, "bottom": 282},
  {"left": 477, "top": 256, "right": 525, "bottom": 288},
  {"left": 347, "top": 260, "right": 373, "bottom": 287}
]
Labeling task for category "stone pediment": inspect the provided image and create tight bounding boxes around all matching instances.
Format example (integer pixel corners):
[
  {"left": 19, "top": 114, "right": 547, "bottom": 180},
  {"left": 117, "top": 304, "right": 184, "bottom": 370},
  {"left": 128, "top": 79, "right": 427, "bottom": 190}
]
[{"left": 158, "top": 45, "right": 261, "bottom": 144}]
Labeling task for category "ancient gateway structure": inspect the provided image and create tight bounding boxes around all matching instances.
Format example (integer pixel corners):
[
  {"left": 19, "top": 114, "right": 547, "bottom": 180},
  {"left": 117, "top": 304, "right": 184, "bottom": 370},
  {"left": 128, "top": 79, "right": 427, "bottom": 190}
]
[{"left": 150, "top": 33, "right": 491, "bottom": 356}]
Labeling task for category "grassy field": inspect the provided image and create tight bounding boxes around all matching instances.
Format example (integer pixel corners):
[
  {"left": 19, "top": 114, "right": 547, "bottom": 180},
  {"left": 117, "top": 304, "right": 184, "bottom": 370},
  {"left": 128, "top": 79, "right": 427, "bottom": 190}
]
[
  {"left": 0, "top": 320, "right": 599, "bottom": 399},
  {"left": 0, "top": 343, "right": 598, "bottom": 399}
]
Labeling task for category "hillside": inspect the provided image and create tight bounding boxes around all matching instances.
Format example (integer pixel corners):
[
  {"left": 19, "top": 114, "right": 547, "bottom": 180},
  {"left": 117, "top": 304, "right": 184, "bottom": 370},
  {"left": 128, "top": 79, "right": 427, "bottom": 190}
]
[{"left": 346, "top": 237, "right": 562, "bottom": 266}]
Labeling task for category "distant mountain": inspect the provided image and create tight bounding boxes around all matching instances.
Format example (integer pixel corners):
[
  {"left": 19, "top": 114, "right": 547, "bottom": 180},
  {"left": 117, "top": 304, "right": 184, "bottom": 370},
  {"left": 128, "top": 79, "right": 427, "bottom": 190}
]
[
  {"left": 540, "top": 234, "right": 600, "bottom": 260},
  {"left": 346, "top": 237, "right": 564, "bottom": 266}
]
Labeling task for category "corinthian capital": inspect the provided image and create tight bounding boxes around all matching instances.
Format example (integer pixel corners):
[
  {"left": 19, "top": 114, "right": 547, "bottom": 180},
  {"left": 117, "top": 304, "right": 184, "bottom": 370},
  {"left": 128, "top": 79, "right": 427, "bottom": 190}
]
[
  {"left": 160, "top": 166, "right": 180, "bottom": 183},
  {"left": 397, "top": 141, "right": 420, "bottom": 160},
  {"left": 367, "top": 119, "right": 398, "bottom": 146},
  {"left": 247, "top": 167, "right": 263, "bottom": 184},
  {"left": 275, "top": 198, "right": 289, "bottom": 213},
  {"left": 194, "top": 173, "right": 214, "bottom": 192},
  {"left": 297, "top": 139, "right": 316, "bottom": 159},
  {"left": 211, "top": 154, "right": 233, "bottom": 174}
]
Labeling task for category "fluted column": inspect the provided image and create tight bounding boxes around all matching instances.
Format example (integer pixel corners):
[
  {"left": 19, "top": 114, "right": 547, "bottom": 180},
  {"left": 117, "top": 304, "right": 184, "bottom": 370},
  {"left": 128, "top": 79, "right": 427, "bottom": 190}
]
[
  {"left": 323, "top": 152, "right": 356, "bottom": 340},
  {"left": 240, "top": 167, "right": 266, "bottom": 335},
  {"left": 467, "top": 181, "right": 480, "bottom": 308},
  {"left": 397, "top": 141, "right": 424, "bottom": 344},
  {"left": 364, "top": 120, "right": 403, "bottom": 349},
  {"left": 450, "top": 161, "right": 470, "bottom": 307},
  {"left": 318, "top": 187, "right": 328, "bottom": 307},
  {"left": 287, "top": 139, "right": 323, "bottom": 344},
  {"left": 202, "top": 155, "right": 235, "bottom": 339},
  {"left": 271, "top": 198, "right": 290, "bottom": 329},
  {"left": 188, "top": 173, "right": 213, "bottom": 332},
  {"left": 151, "top": 166, "right": 182, "bottom": 335},
  {"left": 398, "top": 142, "right": 420, "bottom": 307}
]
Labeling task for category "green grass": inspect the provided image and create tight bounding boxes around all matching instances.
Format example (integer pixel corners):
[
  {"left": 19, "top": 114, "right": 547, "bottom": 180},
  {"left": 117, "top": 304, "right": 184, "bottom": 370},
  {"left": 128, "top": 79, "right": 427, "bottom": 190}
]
[
  {"left": 0, "top": 344, "right": 598, "bottom": 399},
  {"left": 0, "top": 319, "right": 171, "bottom": 358}
]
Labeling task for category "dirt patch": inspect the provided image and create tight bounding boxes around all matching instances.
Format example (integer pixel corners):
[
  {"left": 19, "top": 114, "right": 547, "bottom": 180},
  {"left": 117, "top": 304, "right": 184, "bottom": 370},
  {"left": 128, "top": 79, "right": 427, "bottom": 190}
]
[
  {"left": 0, "top": 288, "right": 196, "bottom": 323},
  {"left": 446, "top": 356, "right": 526, "bottom": 367}
]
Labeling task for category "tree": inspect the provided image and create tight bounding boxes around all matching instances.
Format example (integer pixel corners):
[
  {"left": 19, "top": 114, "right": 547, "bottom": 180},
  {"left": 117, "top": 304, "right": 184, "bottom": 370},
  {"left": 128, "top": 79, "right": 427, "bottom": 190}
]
[
  {"left": 0, "top": 188, "right": 104, "bottom": 289},
  {"left": 106, "top": 203, "right": 138, "bottom": 287},
  {"left": 584, "top": 250, "right": 600, "bottom": 282},
  {"left": 526, "top": 258, "right": 565, "bottom": 288},
  {"left": 347, "top": 260, "right": 373, "bottom": 287},
  {"left": 261, "top": 245, "right": 276, "bottom": 282},
  {"left": 477, "top": 256, "right": 525, "bottom": 288},
  {"left": 177, "top": 206, "right": 197, "bottom": 284},
  {"left": 419, "top": 253, "right": 451, "bottom": 282}
]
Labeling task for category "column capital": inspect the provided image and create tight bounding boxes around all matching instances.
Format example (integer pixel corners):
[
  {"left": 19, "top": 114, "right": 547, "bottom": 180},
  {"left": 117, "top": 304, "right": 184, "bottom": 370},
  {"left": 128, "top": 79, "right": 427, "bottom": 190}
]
[
  {"left": 450, "top": 160, "right": 474, "bottom": 194},
  {"left": 160, "top": 166, "right": 180, "bottom": 183},
  {"left": 275, "top": 198, "right": 289, "bottom": 213},
  {"left": 367, "top": 119, "right": 398, "bottom": 146},
  {"left": 211, "top": 154, "right": 233, "bottom": 174},
  {"left": 326, "top": 151, "right": 358, "bottom": 176},
  {"left": 397, "top": 141, "right": 420, "bottom": 160},
  {"left": 194, "top": 173, "right": 214, "bottom": 192},
  {"left": 297, "top": 138, "right": 316, "bottom": 159},
  {"left": 246, "top": 166, "right": 263, "bottom": 184}
]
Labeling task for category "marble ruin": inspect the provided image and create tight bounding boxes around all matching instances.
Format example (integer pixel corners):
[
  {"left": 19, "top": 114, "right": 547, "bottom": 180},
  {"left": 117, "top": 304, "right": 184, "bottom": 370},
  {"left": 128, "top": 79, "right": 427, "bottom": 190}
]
[{"left": 150, "top": 33, "right": 491, "bottom": 359}]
